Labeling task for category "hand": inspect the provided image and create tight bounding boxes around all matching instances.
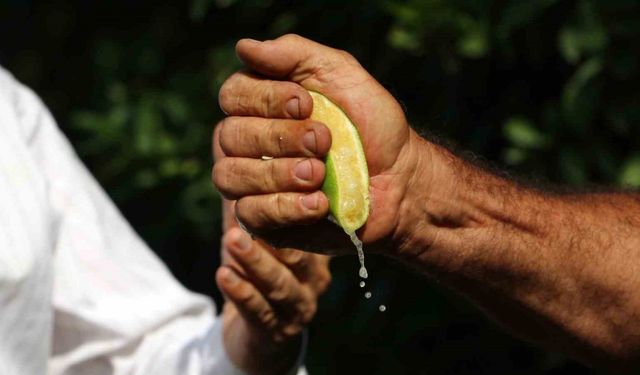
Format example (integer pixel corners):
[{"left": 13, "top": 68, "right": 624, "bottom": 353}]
[
  {"left": 213, "top": 97, "right": 331, "bottom": 374},
  {"left": 216, "top": 225, "right": 330, "bottom": 375},
  {"left": 212, "top": 34, "right": 427, "bottom": 254}
]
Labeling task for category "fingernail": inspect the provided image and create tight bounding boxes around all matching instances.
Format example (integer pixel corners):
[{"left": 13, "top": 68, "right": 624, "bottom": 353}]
[
  {"left": 222, "top": 268, "right": 240, "bottom": 286},
  {"left": 286, "top": 97, "right": 301, "bottom": 118},
  {"left": 302, "top": 130, "right": 317, "bottom": 154},
  {"left": 301, "top": 192, "right": 319, "bottom": 210},
  {"left": 294, "top": 159, "right": 313, "bottom": 181},
  {"left": 244, "top": 38, "right": 260, "bottom": 44}
]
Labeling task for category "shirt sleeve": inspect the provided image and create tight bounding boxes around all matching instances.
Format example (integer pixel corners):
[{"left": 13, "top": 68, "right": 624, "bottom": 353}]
[{"left": 6, "top": 73, "right": 307, "bottom": 375}]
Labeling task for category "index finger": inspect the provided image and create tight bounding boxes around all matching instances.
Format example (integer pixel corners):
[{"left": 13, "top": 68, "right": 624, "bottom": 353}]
[{"left": 224, "top": 228, "right": 315, "bottom": 321}]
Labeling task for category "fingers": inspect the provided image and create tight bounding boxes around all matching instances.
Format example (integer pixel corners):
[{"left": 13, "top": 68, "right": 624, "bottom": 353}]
[
  {"left": 212, "top": 124, "right": 240, "bottom": 232},
  {"left": 235, "top": 34, "right": 360, "bottom": 83},
  {"left": 219, "top": 71, "right": 313, "bottom": 119},
  {"left": 213, "top": 157, "right": 325, "bottom": 200},
  {"left": 218, "top": 228, "right": 320, "bottom": 342},
  {"left": 223, "top": 228, "right": 315, "bottom": 322},
  {"left": 216, "top": 266, "right": 280, "bottom": 333},
  {"left": 235, "top": 191, "right": 329, "bottom": 232},
  {"left": 218, "top": 117, "right": 331, "bottom": 158}
]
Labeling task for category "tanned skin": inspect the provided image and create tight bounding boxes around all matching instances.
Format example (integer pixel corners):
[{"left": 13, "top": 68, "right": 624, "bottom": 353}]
[{"left": 213, "top": 34, "right": 640, "bottom": 373}]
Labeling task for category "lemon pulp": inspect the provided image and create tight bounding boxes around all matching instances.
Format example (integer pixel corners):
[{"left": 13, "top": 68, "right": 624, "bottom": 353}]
[{"left": 308, "top": 91, "right": 369, "bottom": 233}]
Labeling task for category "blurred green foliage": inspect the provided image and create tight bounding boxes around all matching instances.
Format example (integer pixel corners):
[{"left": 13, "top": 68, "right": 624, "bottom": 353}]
[{"left": 2, "top": 0, "right": 639, "bottom": 374}]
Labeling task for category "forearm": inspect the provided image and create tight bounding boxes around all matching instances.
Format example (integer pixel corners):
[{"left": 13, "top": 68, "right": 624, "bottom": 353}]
[{"left": 394, "top": 133, "right": 640, "bottom": 371}]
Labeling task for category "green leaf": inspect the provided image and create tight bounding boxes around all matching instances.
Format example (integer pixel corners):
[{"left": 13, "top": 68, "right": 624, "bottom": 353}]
[
  {"left": 134, "top": 98, "right": 162, "bottom": 156},
  {"left": 558, "top": 28, "right": 582, "bottom": 64},
  {"left": 557, "top": 0, "right": 608, "bottom": 64},
  {"left": 457, "top": 17, "right": 488, "bottom": 58},
  {"left": 385, "top": 2, "right": 421, "bottom": 27},
  {"left": 503, "top": 116, "right": 548, "bottom": 148},
  {"left": 159, "top": 159, "right": 180, "bottom": 177},
  {"left": 388, "top": 27, "right": 422, "bottom": 52},
  {"left": 163, "top": 94, "right": 190, "bottom": 124},
  {"left": 619, "top": 156, "right": 640, "bottom": 187},
  {"left": 561, "top": 57, "right": 602, "bottom": 125}
]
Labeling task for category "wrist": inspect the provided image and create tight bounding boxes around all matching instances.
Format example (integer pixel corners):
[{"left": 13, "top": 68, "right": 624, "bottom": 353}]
[
  {"left": 390, "top": 132, "right": 461, "bottom": 258},
  {"left": 223, "top": 307, "right": 303, "bottom": 375},
  {"left": 390, "top": 133, "right": 529, "bottom": 268}
]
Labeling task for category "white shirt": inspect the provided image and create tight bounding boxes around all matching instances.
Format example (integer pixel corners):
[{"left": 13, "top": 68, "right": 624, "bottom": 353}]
[{"left": 0, "top": 67, "right": 306, "bottom": 375}]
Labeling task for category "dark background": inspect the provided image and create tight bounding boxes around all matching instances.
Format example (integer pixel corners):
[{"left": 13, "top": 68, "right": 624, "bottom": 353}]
[{"left": 2, "top": 0, "right": 639, "bottom": 374}]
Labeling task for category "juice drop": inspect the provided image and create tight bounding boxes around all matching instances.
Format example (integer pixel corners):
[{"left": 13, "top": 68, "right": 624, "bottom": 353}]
[{"left": 378, "top": 305, "right": 386, "bottom": 312}]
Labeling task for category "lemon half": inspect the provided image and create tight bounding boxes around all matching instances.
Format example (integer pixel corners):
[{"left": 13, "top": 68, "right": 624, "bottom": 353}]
[{"left": 309, "top": 91, "right": 370, "bottom": 233}]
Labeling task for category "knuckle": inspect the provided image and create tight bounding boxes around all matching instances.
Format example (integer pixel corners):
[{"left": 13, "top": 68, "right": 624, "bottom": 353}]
[
  {"left": 266, "top": 119, "right": 285, "bottom": 155},
  {"left": 211, "top": 160, "right": 228, "bottom": 191},
  {"left": 273, "top": 194, "right": 290, "bottom": 223},
  {"left": 264, "top": 160, "right": 279, "bottom": 191},
  {"left": 269, "top": 120, "right": 286, "bottom": 155},
  {"left": 337, "top": 49, "right": 354, "bottom": 60},
  {"left": 280, "top": 324, "right": 303, "bottom": 341},
  {"left": 280, "top": 33, "right": 301, "bottom": 43},
  {"left": 212, "top": 121, "right": 222, "bottom": 146},
  {"left": 236, "top": 285, "right": 255, "bottom": 305},
  {"left": 244, "top": 244, "right": 261, "bottom": 265},
  {"left": 283, "top": 250, "right": 306, "bottom": 268},
  {"left": 218, "top": 80, "right": 234, "bottom": 113},
  {"left": 257, "top": 309, "right": 277, "bottom": 328},
  {"left": 235, "top": 198, "right": 254, "bottom": 229},
  {"left": 217, "top": 118, "right": 232, "bottom": 153},
  {"left": 316, "top": 270, "right": 332, "bottom": 294},
  {"left": 254, "top": 199, "right": 272, "bottom": 230},
  {"left": 294, "top": 256, "right": 310, "bottom": 272},
  {"left": 301, "top": 301, "right": 317, "bottom": 323},
  {"left": 218, "top": 117, "right": 245, "bottom": 156},
  {"left": 260, "top": 86, "right": 277, "bottom": 116},
  {"left": 254, "top": 193, "right": 295, "bottom": 229},
  {"left": 267, "top": 272, "right": 289, "bottom": 302},
  {"left": 213, "top": 160, "right": 238, "bottom": 197}
]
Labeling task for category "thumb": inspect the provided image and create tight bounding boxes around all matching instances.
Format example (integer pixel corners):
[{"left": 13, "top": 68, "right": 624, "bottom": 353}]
[{"left": 235, "top": 34, "right": 367, "bottom": 89}]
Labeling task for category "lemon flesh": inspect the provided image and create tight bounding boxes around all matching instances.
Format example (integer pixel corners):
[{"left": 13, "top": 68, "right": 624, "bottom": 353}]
[{"left": 308, "top": 91, "right": 370, "bottom": 233}]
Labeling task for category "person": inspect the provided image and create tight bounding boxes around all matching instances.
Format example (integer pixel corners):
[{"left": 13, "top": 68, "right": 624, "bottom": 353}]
[
  {"left": 0, "top": 65, "right": 330, "bottom": 375},
  {"left": 213, "top": 34, "right": 640, "bottom": 373}
]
